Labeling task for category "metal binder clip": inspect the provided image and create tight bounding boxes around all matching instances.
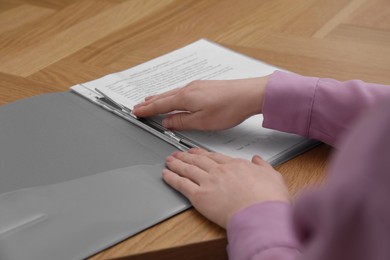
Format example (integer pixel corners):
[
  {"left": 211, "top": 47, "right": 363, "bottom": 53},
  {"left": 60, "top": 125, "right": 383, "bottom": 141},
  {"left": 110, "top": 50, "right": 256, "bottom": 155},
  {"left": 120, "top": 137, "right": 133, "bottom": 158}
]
[
  {"left": 95, "top": 89, "right": 137, "bottom": 119},
  {"left": 93, "top": 88, "right": 206, "bottom": 152}
]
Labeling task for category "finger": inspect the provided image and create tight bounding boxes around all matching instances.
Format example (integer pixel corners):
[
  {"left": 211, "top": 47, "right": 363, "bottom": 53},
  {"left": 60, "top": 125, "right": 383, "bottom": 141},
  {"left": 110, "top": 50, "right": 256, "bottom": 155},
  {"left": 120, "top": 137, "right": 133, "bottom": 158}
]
[
  {"left": 133, "top": 95, "right": 187, "bottom": 117},
  {"left": 188, "top": 148, "right": 232, "bottom": 164},
  {"left": 173, "top": 151, "right": 218, "bottom": 172},
  {"left": 190, "top": 149, "right": 232, "bottom": 164},
  {"left": 133, "top": 88, "right": 183, "bottom": 113},
  {"left": 251, "top": 155, "right": 263, "bottom": 164},
  {"left": 206, "top": 152, "right": 233, "bottom": 164},
  {"left": 187, "top": 147, "right": 208, "bottom": 154},
  {"left": 162, "top": 111, "right": 203, "bottom": 130},
  {"left": 162, "top": 169, "right": 198, "bottom": 199},
  {"left": 166, "top": 155, "right": 207, "bottom": 184},
  {"left": 135, "top": 88, "right": 182, "bottom": 108},
  {"left": 251, "top": 155, "right": 273, "bottom": 169},
  {"left": 144, "top": 95, "right": 155, "bottom": 101}
]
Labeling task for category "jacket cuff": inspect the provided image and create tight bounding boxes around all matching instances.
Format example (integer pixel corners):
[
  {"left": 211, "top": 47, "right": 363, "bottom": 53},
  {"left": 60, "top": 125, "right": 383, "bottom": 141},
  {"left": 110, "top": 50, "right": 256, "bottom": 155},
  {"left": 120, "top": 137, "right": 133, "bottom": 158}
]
[
  {"left": 262, "top": 71, "right": 319, "bottom": 137},
  {"left": 227, "top": 201, "right": 301, "bottom": 260}
]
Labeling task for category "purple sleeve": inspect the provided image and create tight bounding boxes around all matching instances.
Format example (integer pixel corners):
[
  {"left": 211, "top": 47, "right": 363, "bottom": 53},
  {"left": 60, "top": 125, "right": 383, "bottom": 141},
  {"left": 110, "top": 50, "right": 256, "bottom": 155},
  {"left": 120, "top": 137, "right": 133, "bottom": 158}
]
[
  {"left": 262, "top": 71, "right": 390, "bottom": 146},
  {"left": 294, "top": 98, "right": 390, "bottom": 260},
  {"left": 227, "top": 202, "right": 301, "bottom": 260},
  {"left": 227, "top": 72, "right": 390, "bottom": 260}
]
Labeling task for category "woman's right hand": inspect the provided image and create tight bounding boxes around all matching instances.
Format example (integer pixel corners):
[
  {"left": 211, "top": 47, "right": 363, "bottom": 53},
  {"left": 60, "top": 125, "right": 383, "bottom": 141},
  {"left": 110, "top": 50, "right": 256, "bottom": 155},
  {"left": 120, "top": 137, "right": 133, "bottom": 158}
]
[
  {"left": 163, "top": 148, "right": 291, "bottom": 228},
  {"left": 132, "top": 76, "right": 270, "bottom": 131}
]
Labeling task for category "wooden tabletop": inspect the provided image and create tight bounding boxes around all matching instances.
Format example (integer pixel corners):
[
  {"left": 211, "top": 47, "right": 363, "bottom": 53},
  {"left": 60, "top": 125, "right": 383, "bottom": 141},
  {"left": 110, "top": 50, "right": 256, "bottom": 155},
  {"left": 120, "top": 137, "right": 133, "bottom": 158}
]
[{"left": 1, "top": 0, "right": 389, "bottom": 259}]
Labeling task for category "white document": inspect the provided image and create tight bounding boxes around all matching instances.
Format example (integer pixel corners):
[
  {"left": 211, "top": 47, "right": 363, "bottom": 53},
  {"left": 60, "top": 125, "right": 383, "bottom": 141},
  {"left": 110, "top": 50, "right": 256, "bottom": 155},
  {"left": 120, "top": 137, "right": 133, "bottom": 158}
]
[
  {"left": 84, "top": 39, "right": 277, "bottom": 109},
  {"left": 72, "top": 39, "right": 316, "bottom": 164}
]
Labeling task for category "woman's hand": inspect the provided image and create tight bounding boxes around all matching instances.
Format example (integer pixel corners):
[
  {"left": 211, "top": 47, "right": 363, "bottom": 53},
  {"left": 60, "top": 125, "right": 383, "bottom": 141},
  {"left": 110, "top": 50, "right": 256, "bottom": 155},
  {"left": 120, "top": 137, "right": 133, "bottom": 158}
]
[
  {"left": 163, "top": 148, "right": 291, "bottom": 228},
  {"left": 132, "top": 76, "right": 270, "bottom": 131}
]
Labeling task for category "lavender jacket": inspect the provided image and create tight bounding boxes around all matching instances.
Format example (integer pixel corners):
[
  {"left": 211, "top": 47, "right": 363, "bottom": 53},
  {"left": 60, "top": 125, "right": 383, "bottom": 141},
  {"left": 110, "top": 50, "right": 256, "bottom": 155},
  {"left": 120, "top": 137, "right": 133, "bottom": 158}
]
[{"left": 227, "top": 71, "right": 390, "bottom": 260}]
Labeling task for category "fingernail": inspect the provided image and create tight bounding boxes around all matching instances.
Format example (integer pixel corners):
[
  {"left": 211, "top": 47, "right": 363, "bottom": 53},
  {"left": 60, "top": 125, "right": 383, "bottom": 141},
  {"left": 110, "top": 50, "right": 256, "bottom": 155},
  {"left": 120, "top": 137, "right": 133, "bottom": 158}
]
[
  {"left": 166, "top": 155, "right": 175, "bottom": 162},
  {"left": 134, "top": 101, "right": 145, "bottom": 108},
  {"left": 171, "top": 151, "right": 180, "bottom": 157},
  {"left": 188, "top": 148, "right": 200, "bottom": 153}
]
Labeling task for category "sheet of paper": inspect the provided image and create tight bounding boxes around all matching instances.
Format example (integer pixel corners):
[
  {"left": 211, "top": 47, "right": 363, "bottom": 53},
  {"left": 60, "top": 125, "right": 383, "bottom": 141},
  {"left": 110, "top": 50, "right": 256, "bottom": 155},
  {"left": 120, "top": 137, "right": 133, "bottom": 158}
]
[
  {"left": 75, "top": 39, "right": 312, "bottom": 162},
  {"left": 181, "top": 116, "right": 307, "bottom": 161},
  {"left": 82, "top": 39, "right": 277, "bottom": 109}
]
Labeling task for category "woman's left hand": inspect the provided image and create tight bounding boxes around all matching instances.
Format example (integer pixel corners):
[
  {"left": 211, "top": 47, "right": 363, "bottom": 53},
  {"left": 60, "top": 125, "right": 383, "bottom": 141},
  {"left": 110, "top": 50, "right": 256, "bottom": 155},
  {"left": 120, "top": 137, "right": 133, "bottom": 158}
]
[{"left": 163, "top": 148, "right": 291, "bottom": 228}]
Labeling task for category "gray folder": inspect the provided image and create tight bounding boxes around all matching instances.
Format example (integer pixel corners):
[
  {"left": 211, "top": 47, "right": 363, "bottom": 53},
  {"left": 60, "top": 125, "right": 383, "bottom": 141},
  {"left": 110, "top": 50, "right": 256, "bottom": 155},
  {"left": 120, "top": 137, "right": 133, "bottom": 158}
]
[{"left": 0, "top": 92, "right": 190, "bottom": 260}]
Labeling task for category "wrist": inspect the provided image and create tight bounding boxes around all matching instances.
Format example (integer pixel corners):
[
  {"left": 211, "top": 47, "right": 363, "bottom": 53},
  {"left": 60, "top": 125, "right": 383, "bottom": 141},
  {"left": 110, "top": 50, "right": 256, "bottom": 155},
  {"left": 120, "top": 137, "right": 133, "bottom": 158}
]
[{"left": 247, "top": 75, "right": 270, "bottom": 116}]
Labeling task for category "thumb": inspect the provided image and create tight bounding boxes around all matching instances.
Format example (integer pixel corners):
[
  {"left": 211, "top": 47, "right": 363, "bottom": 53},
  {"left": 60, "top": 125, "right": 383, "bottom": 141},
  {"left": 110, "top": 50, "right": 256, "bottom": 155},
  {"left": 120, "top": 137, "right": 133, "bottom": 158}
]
[
  {"left": 252, "top": 155, "right": 274, "bottom": 169},
  {"left": 251, "top": 155, "right": 264, "bottom": 165},
  {"left": 162, "top": 112, "right": 200, "bottom": 131}
]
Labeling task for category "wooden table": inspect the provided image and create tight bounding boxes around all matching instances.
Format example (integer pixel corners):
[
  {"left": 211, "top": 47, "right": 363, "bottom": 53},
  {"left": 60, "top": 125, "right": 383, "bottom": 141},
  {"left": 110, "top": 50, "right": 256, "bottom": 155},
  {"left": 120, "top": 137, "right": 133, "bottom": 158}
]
[{"left": 1, "top": 0, "right": 389, "bottom": 259}]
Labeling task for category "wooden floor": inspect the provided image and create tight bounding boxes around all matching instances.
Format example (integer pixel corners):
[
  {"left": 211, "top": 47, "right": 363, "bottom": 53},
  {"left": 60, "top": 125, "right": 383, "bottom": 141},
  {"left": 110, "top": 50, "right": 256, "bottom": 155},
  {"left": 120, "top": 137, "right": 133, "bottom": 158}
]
[{"left": 1, "top": 0, "right": 389, "bottom": 259}]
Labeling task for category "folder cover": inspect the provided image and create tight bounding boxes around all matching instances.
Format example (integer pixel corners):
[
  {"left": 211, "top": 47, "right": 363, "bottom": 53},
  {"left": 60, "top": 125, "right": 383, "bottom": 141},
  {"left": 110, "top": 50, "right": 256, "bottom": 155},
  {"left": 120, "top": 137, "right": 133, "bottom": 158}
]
[{"left": 0, "top": 92, "right": 190, "bottom": 260}]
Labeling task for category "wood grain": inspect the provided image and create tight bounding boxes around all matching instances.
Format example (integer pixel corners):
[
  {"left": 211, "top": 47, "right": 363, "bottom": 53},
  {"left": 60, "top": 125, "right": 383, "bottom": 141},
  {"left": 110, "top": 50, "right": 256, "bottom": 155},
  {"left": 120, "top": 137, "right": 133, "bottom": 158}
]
[{"left": 0, "top": 0, "right": 388, "bottom": 259}]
